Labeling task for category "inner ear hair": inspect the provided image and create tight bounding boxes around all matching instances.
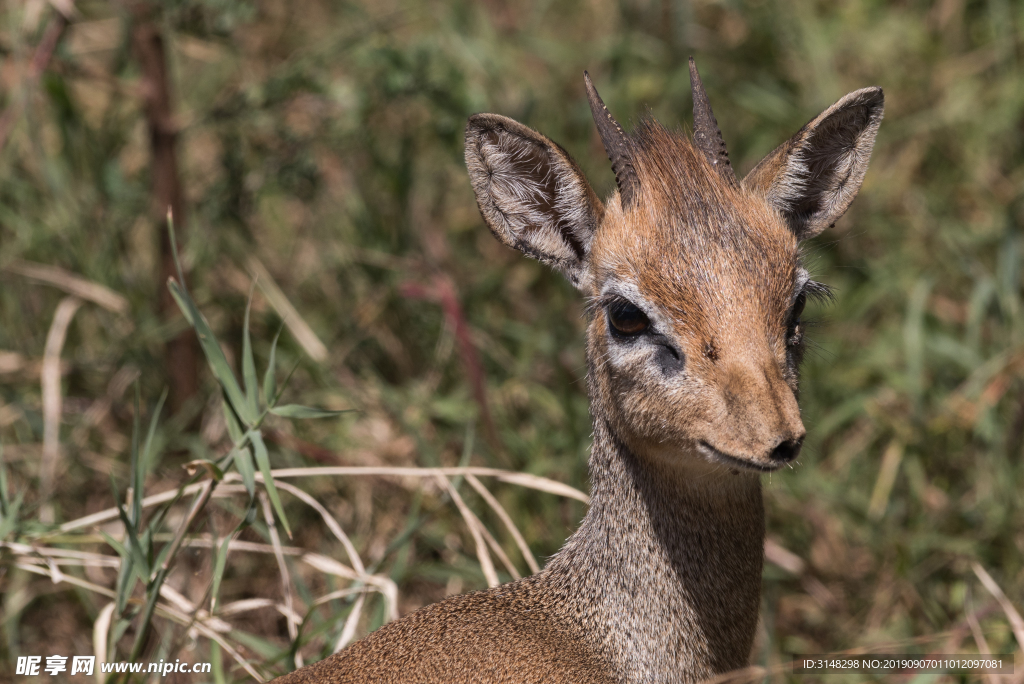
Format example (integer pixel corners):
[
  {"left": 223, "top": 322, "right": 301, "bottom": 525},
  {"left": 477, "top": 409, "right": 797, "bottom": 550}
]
[
  {"left": 465, "top": 114, "right": 603, "bottom": 288},
  {"left": 743, "top": 87, "right": 884, "bottom": 240}
]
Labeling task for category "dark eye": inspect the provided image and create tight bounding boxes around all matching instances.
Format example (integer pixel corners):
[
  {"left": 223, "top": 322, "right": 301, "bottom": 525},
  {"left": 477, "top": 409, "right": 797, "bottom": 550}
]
[
  {"left": 608, "top": 300, "right": 651, "bottom": 337},
  {"left": 791, "top": 291, "right": 807, "bottom": 321},
  {"left": 787, "top": 291, "right": 807, "bottom": 345}
]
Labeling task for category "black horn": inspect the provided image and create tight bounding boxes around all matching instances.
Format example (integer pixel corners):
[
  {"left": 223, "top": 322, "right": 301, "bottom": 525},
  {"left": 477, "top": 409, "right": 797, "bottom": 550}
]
[
  {"left": 689, "top": 57, "right": 737, "bottom": 187},
  {"left": 585, "top": 72, "right": 639, "bottom": 209}
]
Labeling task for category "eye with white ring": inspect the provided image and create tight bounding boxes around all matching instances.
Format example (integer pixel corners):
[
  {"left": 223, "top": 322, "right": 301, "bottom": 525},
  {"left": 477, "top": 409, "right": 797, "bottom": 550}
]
[{"left": 607, "top": 299, "right": 651, "bottom": 337}]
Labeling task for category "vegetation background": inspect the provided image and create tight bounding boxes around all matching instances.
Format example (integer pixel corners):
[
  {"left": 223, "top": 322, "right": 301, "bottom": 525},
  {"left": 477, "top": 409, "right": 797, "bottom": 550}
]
[{"left": 1, "top": 0, "right": 1023, "bottom": 681}]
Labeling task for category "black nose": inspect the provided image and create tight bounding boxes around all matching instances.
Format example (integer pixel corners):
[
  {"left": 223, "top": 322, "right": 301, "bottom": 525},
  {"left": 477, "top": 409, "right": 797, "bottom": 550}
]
[{"left": 768, "top": 438, "right": 803, "bottom": 463}]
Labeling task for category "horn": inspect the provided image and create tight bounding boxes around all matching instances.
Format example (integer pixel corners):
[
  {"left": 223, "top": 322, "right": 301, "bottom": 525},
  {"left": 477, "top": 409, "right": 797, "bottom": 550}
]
[
  {"left": 585, "top": 71, "right": 639, "bottom": 209},
  {"left": 689, "top": 57, "right": 738, "bottom": 187}
]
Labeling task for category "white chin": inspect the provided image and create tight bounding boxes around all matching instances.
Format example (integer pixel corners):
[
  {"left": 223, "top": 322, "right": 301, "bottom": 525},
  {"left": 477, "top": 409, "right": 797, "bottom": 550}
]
[{"left": 696, "top": 442, "right": 784, "bottom": 473}]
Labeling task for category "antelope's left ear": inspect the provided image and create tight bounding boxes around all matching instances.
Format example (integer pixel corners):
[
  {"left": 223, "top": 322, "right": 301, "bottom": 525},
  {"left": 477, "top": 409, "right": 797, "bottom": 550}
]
[{"left": 743, "top": 87, "right": 884, "bottom": 240}]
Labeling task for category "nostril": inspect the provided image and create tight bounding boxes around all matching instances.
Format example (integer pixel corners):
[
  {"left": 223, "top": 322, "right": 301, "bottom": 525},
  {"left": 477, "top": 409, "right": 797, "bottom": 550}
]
[{"left": 768, "top": 438, "right": 803, "bottom": 463}]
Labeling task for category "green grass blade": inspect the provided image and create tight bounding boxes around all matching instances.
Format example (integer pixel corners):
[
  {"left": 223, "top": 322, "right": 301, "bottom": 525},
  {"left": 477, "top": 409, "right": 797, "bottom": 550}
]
[
  {"left": 233, "top": 446, "right": 256, "bottom": 499},
  {"left": 0, "top": 442, "right": 19, "bottom": 540},
  {"left": 243, "top": 284, "right": 259, "bottom": 419},
  {"left": 211, "top": 641, "right": 225, "bottom": 684},
  {"left": 109, "top": 477, "right": 149, "bottom": 579},
  {"left": 223, "top": 401, "right": 244, "bottom": 444},
  {"left": 115, "top": 499, "right": 151, "bottom": 582},
  {"left": 0, "top": 442, "right": 9, "bottom": 517},
  {"left": 100, "top": 530, "right": 131, "bottom": 560},
  {"left": 166, "top": 210, "right": 187, "bottom": 295},
  {"left": 168, "top": 279, "right": 255, "bottom": 426},
  {"left": 248, "top": 430, "right": 291, "bottom": 537},
  {"left": 209, "top": 533, "right": 233, "bottom": 612},
  {"left": 269, "top": 405, "right": 353, "bottom": 419},
  {"left": 271, "top": 358, "right": 302, "bottom": 407},
  {"left": 130, "top": 385, "right": 142, "bottom": 526},
  {"left": 102, "top": 531, "right": 138, "bottom": 615},
  {"left": 228, "top": 629, "right": 281, "bottom": 659},
  {"left": 128, "top": 565, "right": 167, "bottom": 663},
  {"left": 141, "top": 388, "right": 168, "bottom": 478},
  {"left": 167, "top": 277, "right": 196, "bottom": 326},
  {"left": 0, "top": 491, "right": 22, "bottom": 540},
  {"left": 263, "top": 324, "right": 284, "bottom": 408}
]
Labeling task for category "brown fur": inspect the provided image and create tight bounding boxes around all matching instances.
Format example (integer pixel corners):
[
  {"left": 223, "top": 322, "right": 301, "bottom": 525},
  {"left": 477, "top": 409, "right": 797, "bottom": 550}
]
[
  {"left": 274, "top": 70, "right": 883, "bottom": 684},
  {"left": 588, "top": 122, "right": 805, "bottom": 467},
  {"left": 275, "top": 582, "right": 614, "bottom": 684}
]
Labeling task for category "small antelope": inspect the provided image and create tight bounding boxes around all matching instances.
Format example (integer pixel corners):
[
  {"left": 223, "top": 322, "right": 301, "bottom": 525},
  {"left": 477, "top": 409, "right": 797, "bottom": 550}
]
[{"left": 277, "top": 60, "right": 882, "bottom": 684}]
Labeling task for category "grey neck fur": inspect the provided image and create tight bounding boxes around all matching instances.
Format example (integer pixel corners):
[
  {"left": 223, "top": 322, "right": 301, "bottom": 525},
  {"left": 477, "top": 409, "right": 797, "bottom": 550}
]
[{"left": 538, "top": 418, "right": 765, "bottom": 684}]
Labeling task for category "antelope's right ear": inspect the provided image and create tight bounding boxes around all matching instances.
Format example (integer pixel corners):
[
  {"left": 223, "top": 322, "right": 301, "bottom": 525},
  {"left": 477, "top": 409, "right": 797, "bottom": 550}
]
[
  {"left": 743, "top": 87, "right": 884, "bottom": 240},
  {"left": 465, "top": 114, "right": 603, "bottom": 289}
]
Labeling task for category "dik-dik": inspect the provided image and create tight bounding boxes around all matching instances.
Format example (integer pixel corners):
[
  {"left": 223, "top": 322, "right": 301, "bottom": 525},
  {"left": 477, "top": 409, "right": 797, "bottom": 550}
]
[{"left": 278, "top": 60, "right": 883, "bottom": 684}]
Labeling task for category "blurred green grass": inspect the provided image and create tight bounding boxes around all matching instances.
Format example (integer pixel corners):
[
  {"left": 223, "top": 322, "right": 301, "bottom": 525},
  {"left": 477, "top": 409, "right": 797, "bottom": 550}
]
[{"left": 1, "top": 0, "right": 1023, "bottom": 681}]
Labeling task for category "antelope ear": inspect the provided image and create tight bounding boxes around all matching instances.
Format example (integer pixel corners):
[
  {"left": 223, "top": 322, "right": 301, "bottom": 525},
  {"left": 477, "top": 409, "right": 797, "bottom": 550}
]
[
  {"left": 743, "top": 87, "right": 884, "bottom": 240},
  {"left": 465, "top": 114, "right": 603, "bottom": 289}
]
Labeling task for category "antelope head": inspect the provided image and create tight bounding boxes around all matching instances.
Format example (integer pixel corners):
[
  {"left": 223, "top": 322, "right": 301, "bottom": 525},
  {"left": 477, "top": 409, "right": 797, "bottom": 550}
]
[{"left": 465, "top": 60, "right": 883, "bottom": 474}]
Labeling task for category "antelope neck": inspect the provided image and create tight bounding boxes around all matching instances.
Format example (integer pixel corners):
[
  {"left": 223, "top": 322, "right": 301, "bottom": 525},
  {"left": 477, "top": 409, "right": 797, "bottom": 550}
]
[{"left": 541, "top": 420, "right": 766, "bottom": 683}]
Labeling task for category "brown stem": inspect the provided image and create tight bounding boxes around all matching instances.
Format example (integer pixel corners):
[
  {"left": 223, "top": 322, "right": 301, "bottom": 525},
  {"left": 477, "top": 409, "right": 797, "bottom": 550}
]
[{"left": 130, "top": 4, "right": 200, "bottom": 415}]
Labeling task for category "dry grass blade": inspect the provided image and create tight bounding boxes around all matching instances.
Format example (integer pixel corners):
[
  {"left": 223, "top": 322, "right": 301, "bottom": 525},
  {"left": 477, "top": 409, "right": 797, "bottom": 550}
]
[
  {"left": 260, "top": 491, "right": 302, "bottom": 667},
  {"left": 301, "top": 552, "right": 398, "bottom": 621},
  {"left": 334, "top": 593, "right": 366, "bottom": 653},
  {"left": 185, "top": 536, "right": 305, "bottom": 556},
  {"left": 247, "top": 256, "right": 328, "bottom": 363},
  {"left": 257, "top": 466, "right": 590, "bottom": 502},
  {"left": 218, "top": 598, "right": 276, "bottom": 616},
  {"left": 436, "top": 474, "right": 499, "bottom": 588},
  {"left": 18, "top": 561, "right": 265, "bottom": 680},
  {"left": 276, "top": 603, "right": 304, "bottom": 627},
  {"left": 0, "top": 350, "right": 26, "bottom": 374},
  {"left": 965, "top": 589, "right": 1001, "bottom": 684},
  {"left": 4, "top": 541, "right": 117, "bottom": 561},
  {"left": 16, "top": 561, "right": 116, "bottom": 598},
  {"left": 311, "top": 587, "right": 368, "bottom": 608},
  {"left": 40, "top": 296, "right": 81, "bottom": 523},
  {"left": 258, "top": 480, "right": 375, "bottom": 654},
  {"left": 466, "top": 473, "right": 539, "bottom": 574},
  {"left": 307, "top": 587, "right": 371, "bottom": 651},
  {"left": 4, "top": 260, "right": 129, "bottom": 314},
  {"left": 13, "top": 555, "right": 118, "bottom": 568},
  {"left": 490, "top": 472, "right": 590, "bottom": 503},
  {"left": 158, "top": 479, "right": 214, "bottom": 577},
  {"left": 158, "top": 584, "right": 231, "bottom": 633},
  {"left": 270, "top": 478, "right": 366, "bottom": 573},
  {"left": 476, "top": 511, "right": 520, "bottom": 580},
  {"left": 93, "top": 602, "right": 115, "bottom": 684},
  {"left": 764, "top": 537, "right": 806, "bottom": 575},
  {"left": 868, "top": 439, "right": 903, "bottom": 520},
  {"left": 59, "top": 480, "right": 209, "bottom": 532},
  {"left": 697, "top": 665, "right": 767, "bottom": 683},
  {"left": 973, "top": 562, "right": 1024, "bottom": 657},
  {"left": 154, "top": 600, "right": 265, "bottom": 681},
  {"left": 60, "top": 466, "right": 590, "bottom": 534}
]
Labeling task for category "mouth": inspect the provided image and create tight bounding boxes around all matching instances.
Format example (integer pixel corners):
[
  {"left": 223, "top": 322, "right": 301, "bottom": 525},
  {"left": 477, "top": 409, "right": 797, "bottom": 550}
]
[{"left": 696, "top": 441, "right": 791, "bottom": 473}]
